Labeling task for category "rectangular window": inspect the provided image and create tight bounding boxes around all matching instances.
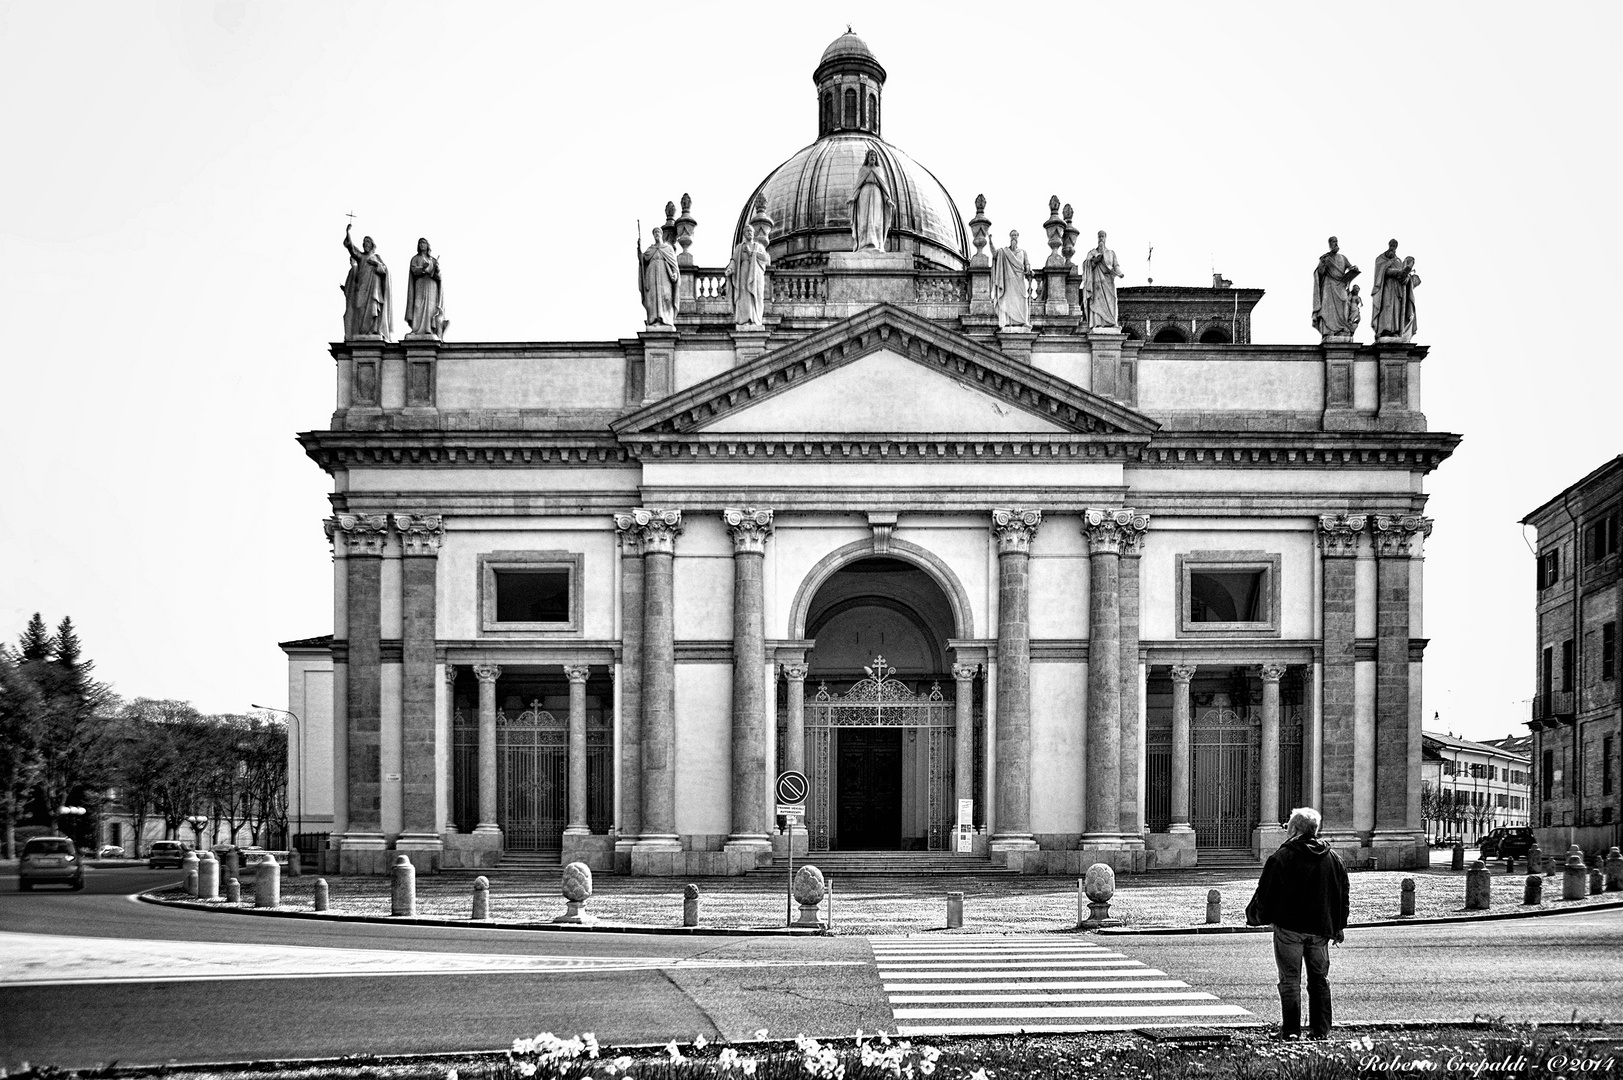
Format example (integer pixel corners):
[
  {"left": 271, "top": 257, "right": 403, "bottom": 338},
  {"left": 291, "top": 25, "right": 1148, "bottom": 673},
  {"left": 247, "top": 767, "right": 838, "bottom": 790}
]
[
  {"left": 1604, "top": 622, "right": 1617, "bottom": 681},
  {"left": 1176, "top": 552, "right": 1281, "bottom": 637},
  {"left": 1542, "top": 646, "right": 1554, "bottom": 703},
  {"left": 1606, "top": 735, "right": 1615, "bottom": 797},
  {"left": 1496, "top": 793, "right": 1508, "bottom": 808},
  {"left": 478, "top": 551, "right": 584, "bottom": 635},
  {"left": 1562, "top": 640, "right": 1575, "bottom": 693},
  {"left": 1586, "top": 513, "right": 1619, "bottom": 563},
  {"left": 1489, "top": 765, "right": 1498, "bottom": 781},
  {"left": 1542, "top": 749, "right": 1554, "bottom": 797},
  {"left": 1537, "top": 549, "right": 1560, "bottom": 589}
]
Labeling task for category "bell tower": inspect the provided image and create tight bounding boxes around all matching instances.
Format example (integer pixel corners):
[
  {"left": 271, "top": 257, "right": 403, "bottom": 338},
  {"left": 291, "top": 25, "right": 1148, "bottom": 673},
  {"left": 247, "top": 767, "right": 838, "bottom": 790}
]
[{"left": 814, "top": 29, "right": 886, "bottom": 139}]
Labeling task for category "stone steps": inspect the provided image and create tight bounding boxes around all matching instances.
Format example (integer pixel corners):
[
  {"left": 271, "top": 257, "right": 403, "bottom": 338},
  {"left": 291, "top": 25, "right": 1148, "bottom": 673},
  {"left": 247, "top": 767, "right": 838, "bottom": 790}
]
[
  {"left": 747, "top": 851, "right": 1016, "bottom": 877},
  {"left": 1195, "top": 848, "right": 1263, "bottom": 868}
]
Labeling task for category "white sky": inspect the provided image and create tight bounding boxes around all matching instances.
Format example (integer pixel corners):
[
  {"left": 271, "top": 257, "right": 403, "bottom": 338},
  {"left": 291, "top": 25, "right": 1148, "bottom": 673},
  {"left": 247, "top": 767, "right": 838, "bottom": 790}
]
[{"left": 1, "top": 1, "right": 1618, "bottom": 742}]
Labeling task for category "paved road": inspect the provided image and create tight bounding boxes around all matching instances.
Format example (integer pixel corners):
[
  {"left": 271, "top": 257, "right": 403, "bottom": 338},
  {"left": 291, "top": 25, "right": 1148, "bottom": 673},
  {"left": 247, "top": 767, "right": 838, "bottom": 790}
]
[{"left": 2, "top": 866, "right": 1618, "bottom": 1068}]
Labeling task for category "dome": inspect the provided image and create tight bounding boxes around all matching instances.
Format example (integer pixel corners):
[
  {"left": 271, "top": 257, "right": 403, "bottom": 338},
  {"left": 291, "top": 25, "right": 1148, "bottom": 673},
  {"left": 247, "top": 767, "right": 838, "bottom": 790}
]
[
  {"left": 819, "top": 30, "right": 879, "bottom": 71},
  {"left": 735, "top": 134, "right": 969, "bottom": 271}
]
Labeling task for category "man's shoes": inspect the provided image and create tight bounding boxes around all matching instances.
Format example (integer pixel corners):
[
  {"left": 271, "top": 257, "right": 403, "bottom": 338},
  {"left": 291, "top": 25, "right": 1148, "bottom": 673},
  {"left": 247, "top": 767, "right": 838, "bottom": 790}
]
[{"left": 1270, "top": 1030, "right": 1301, "bottom": 1042}]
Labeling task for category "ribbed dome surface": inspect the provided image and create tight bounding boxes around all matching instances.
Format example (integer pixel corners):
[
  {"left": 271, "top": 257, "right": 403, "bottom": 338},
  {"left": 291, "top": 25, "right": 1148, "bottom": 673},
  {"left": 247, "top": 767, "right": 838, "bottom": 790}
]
[
  {"left": 735, "top": 134, "right": 968, "bottom": 271},
  {"left": 820, "top": 31, "right": 875, "bottom": 66}
]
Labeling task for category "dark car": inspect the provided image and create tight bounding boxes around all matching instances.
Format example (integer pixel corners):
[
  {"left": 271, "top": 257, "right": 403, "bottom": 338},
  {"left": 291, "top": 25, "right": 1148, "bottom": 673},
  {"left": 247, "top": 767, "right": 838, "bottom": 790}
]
[
  {"left": 1478, "top": 827, "right": 1535, "bottom": 859},
  {"left": 147, "top": 839, "right": 192, "bottom": 868},
  {"left": 19, "top": 836, "right": 84, "bottom": 891}
]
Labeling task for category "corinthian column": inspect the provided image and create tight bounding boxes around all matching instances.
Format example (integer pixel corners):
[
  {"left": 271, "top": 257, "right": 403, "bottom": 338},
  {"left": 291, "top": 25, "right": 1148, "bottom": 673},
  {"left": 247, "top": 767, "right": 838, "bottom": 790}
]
[
  {"left": 1169, "top": 664, "right": 1196, "bottom": 834},
  {"left": 1080, "top": 508, "right": 1138, "bottom": 846},
  {"left": 1116, "top": 513, "right": 1149, "bottom": 844},
  {"left": 612, "top": 514, "right": 645, "bottom": 855},
  {"left": 1372, "top": 514, "right": 1431, "bottom": 858},
  {"left": 782, "top": 663, "right": 809, "bottom": 775},
  {"left": 635, "top": 508, "right": 683, "bottom": 851},
  {"left": 952, "top": 663, "right": 977, "bottom": 823},
  {"left": 724, "top": 507, "right": 773, "bottom": 855},
  {"left": 989, "top": 508, "right": 1041, "bottom": 852},
  {"left": 1318, "top": 513, "right": 1366, "bottom": 841},
  {"left": 1258, "top": 662, "right": 1287, "bottom": 828},
  {"left": 395, "top": 514, "right": 444, "bottom": 865},
  {"left": 335, "top": 514, "right": 388, "bottom": 861},
  {"left": 472, "top": 664, "right": 501, "bottom": 836},
  {"left": 563, "top": 664, "right": 591, "bottom": 836}
]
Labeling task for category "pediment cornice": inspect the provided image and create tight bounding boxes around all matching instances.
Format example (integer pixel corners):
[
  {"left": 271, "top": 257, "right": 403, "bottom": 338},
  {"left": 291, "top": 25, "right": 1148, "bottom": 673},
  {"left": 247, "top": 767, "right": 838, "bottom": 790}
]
[{"left": 610, "top": 303, "right": 1161, "bottom": 440}]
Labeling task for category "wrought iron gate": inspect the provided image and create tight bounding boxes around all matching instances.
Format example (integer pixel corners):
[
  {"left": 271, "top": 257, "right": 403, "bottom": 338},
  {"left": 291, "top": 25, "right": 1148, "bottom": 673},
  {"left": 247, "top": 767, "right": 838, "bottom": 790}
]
[
  {"left": 453, "top": 707, "right": 478, "bottom": 831},
  {"left": 497, "top": 701, "right": 566, "bottom": 851},
  {"left": 1191, "top": 707, "right": 1256, "bottom": 847}
]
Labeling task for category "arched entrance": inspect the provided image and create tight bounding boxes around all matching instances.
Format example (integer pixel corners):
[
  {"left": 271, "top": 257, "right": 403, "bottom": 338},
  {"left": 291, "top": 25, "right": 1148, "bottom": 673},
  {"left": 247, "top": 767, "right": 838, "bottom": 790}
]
[{"left": 786, "top": 555, "right": 980, "bottom": 851}]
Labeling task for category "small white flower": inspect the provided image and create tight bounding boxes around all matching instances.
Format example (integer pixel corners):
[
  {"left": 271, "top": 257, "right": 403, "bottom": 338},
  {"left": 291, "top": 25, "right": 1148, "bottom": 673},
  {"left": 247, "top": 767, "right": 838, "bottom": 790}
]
[
  {"left": 754, "top": 1028, "right": 770, "bottom": 1041},
  {"left": 694, "top": 1034, "right": 709, "bottom": 1050},
  {"left": 583, "top": 1032, "right": 600, "bottom": 1058},
  {"left": 516, "top": 1064, "right": 536, "bottom": 1078},
  {"left": 742, "top": 1061, "right": 759, "bottom": 1077},
  {"left": 665, "top": 1040, "right": 684, "bottom": 1061},
  {"left": 446, "top": 1070, "right": 458, "bottom": 1080}
]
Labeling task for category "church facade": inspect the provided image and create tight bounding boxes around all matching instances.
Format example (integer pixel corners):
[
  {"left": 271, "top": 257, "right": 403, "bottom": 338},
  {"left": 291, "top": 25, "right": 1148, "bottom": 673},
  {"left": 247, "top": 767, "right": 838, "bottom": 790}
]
[{"left": 284, "top": 32, "right": 1458, "bottom": 876}]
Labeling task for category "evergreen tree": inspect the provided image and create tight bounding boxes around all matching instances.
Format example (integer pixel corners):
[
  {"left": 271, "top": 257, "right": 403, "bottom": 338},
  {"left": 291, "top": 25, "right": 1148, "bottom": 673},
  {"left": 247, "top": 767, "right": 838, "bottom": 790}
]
[{"left": 17, "top": 613, "right": 53, "bottom": 662}]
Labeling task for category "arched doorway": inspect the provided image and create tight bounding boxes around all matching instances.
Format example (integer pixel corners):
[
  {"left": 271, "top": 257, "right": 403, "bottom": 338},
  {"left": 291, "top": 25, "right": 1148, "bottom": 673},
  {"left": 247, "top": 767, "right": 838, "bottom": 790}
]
[{"left": 788, "top": 556, "right": 979, "bottom": 851}]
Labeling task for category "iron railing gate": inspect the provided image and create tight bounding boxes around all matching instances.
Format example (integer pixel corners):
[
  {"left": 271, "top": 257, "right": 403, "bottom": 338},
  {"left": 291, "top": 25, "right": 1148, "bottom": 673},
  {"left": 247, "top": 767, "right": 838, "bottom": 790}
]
[
  {"left": 497, "top": 702, "right": 566, "bottom": 851},
  {"left": 1147, "top": 711, "right": 1303, "bottom": 837},
  {"left": 1191, "top": 707, "right": 1256, "bottom": 847}
]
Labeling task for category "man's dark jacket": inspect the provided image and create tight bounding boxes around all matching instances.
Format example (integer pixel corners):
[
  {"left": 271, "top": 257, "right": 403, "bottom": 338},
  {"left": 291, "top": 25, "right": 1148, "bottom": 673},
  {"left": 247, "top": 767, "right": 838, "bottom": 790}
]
[{"left": 1252, "top": 835, "right": 1350, "bottom": 937}]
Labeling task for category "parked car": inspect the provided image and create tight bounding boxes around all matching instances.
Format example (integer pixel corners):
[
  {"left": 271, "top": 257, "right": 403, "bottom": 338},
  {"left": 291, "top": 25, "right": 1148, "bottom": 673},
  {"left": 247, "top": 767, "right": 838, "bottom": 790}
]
[
  {"left": 97, "top": 844, "right": 126, "bottom": 858},
  {"left": 147, "top": 840, "right": 192, "bottom": 868},
  {"left": 1478, "top": 827, "right": 1536, "bottom": 859},
  {"left": 19, "top": 836, "right": 84, "bottom": 891},
  {"left": 1433, "top": 834, "right": 1463, "bottom": 848},
  {"left": 239, "top": 848, "right": 288, "bottom": 868}
]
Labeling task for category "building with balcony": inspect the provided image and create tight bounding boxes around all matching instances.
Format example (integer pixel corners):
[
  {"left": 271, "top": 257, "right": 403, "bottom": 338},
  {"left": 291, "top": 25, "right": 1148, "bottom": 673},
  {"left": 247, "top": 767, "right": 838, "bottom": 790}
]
[
  {"left": 282, "top": 31, "right": 1459, "bottom": 876},
  {"left": 1420, "top": 731, "right": 1531, "bottom": 844},
  {"left": 1524, "top": 456, "right": 1623, "bottom": 855}
]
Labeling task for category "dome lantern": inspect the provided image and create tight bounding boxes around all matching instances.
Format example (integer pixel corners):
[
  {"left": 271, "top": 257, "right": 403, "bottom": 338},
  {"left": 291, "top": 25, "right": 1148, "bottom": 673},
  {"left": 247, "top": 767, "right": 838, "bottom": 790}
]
[{"left": 814, "top": 28, "right": 886, "bottom": 139}]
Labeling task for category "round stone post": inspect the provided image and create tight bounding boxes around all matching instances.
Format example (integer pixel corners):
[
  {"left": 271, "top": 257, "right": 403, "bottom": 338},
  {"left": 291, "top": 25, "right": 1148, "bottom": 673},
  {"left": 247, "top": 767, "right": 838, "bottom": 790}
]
[
  {"left": 473, "top": 664, "right": 502, "bottom": 835},
  {"left": 724, "top": 508, "right": 773, "bottom": 854},
  {"left": 1605, "top": 846, "right": 1623, "bottom": 891},
  {"left": 1206, "top": 889, "right": 1222, "bottom": 924},
  {"left": 1450, "top": 841, "right": 1465, "bottom": 871},
  {"left": 1258, "top": 663, "right": 1286, "bottom": 827},
  {"left": 391, "top": 854, "right": 416, "bottom": 916},
  {"left": 952, "top": 663, "right": 976, "bottom": 825},
  {"left": 1589, "top": 859, "right": 1603, "bottom": 896},
  {"left": 1399, "top": 875, "right": 1415, "bottom": 916},
  {"left": 1563, "top": 845, "right": 1588, "bottom": 900},
  {"left": 637, "top": 509, "right": 683, "bottom": 850},
  {"left": 947, "top": 891, "right": 964, "bottom": 929},
  {"left": 1081, "top": 509, "right": 1123, "bottom": 841},
  {"left": 555, "top": 861, "right": 596, "bottom": 925},
  {"left": 197, "top": 851, "right": 219, "bottom": 900},
  {"left": 182, "top": 850, "right": 199, "bottom": 897},
  {"left": 226, "top": 877, "right": 241, "bottom": 904},
  {"left": 564, "top": 665, "right": 591, "bottom": 836},
  {"left": 1523, "top": 874, "right": 1543, "bottom": 905},
  {"left": 1464, "top": 860, "right": 1490, "bottom": 910},
  {"left": 1080, "top": 864, "right": 1117, "bottom": 927},
  {"left": 1170, "top": 665, "right": 1196, "bottom": 833},
  {"left": 255, "top": 857, "right": 281, "bottom": 908},
  {"left": 990, "top": 509, "right": 1041, "bottom": 851},
  {"left": 472, "top": 875, "right": 490, "bottom": 920},
  {"left": 683, "top": 883, "right": 700, "bottom": 927},
  {"left": 314, "top": 877, "right": 329, "bottom": 911},
  {"left": 1528, "top": 844, "right": 1543, "bottom": 877},
  {"left": 793, "top": 864, "right": 826, "bottom": 927}
]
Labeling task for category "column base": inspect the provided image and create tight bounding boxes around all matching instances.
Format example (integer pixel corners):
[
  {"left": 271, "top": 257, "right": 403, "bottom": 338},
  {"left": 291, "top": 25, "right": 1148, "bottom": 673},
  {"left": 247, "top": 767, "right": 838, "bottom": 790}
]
[
  {"left": 633, "top": 834, "right": 682, "bottom": 851},
  {"left": 1167, "top": 823, "right": 1195, "bottom": 835},
  {"left": 1368, "top": 830, "right": 1424, "bottom": 870},
  {"left": 1079, "top": 833, "right": 1131, "bottom": 847},
  {"left": 613, "top": 837, "right": 637, "bottom": 875},
  {"left": 394, "top": 833, "right": 444, "bottom": 875},
  {"left": 989, "top": 834, "right": 1038, "bottom": 851},
  {"left": 1252, "top": 823, "right": 1289, "bottom": 859},
  {"left": 472, "top": 822, "right": 502, "bottom": 836},
  {"left": 563, "top": 825, "right": 591, "bottom": 837},
  {"left": 338, "top": 832, "right": 390, "bottom": 876},
  {"left": 561, "top": 831, "right": 615, "bottom": 872}
]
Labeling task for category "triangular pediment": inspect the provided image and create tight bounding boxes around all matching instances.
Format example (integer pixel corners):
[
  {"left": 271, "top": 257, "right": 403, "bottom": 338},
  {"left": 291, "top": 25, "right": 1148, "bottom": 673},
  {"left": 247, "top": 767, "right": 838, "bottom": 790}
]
[{"left": 612, "top": 304, "right": 1160, "bottom": 439}]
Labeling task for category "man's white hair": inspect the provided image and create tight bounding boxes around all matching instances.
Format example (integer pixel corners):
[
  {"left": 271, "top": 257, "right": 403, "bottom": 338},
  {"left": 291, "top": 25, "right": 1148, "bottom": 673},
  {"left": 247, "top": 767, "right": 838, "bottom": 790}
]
[{"left": 1287, "top": 807, "right": 1322, "bottom": 839}]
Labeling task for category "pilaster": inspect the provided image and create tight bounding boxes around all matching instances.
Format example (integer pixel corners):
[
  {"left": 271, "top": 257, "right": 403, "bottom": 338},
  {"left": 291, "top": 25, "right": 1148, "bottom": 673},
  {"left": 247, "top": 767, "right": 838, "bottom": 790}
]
[
  {"left": 952, "top": 663, "right": 977, "bottom": 833},
  {"left": 724, "top": 507, "right": 773, "bottom": 855},
  {"left": 1118, "top": 516, "right": 1149, "bottom": 844},
  {"left": 1079, "top": 508, "right": 1136, "bottom": 846},
  {"left": 336, "top": 514, "right": 387, "bottom": 844},
  {"left": 394, "top": 514, "right": 443, "bottom": 868},
  {"left": 989, "top": 508, "right": 1041, "bottom": 852},
  {"left": 633, "top": 508, "right": 683, "bottom": 851},
  {"left": 323, "top": 518, "right": 350, "bottom": 839},
  {"left": 1254, "top": 662, "right": 1290, "bottom": 857},
  {"left": 1089, "top": 330, "right": 1128, "bottom": 403},
  {"left": 639, "top": 327, "right": 676, "bottom": 405},
  {"left": 1371, "top": 515, "right": 1431, "bottom": 861}
]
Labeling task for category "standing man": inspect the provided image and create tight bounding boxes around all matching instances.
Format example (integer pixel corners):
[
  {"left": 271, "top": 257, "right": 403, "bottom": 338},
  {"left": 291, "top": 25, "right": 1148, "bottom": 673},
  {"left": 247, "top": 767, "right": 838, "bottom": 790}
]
[
  {"left": 1081, "top": 230, "right": 1125, "bottom": 330},
  {"left": 1248, "top": 806, "right": 1350, "bottom": 1040}
]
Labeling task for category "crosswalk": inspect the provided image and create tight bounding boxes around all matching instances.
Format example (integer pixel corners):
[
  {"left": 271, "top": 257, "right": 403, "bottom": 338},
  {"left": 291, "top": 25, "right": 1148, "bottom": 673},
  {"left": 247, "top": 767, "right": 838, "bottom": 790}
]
[{"left": 869, "top": 936, "right": 1253, "bottom": 1036}]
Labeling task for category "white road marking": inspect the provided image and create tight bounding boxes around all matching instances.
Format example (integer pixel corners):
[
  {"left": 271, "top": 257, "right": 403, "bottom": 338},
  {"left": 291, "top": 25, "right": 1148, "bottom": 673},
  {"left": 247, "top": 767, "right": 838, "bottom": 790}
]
[{"left": 872, "top": 935, "right": 1254, "bottom": 1035}]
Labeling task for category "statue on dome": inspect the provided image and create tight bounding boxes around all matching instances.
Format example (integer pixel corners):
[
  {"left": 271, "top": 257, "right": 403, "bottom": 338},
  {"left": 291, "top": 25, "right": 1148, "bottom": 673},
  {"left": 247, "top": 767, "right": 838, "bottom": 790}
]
[
  {"left": 1371, "top": 240, "right": 1420, "bottom": 342},
  {"left": 341, "top": 224, "right": 392, "bottom": 341},
  {"left": 725, "top": 224, "right": 770, "bottom": 328},
  {"left": 1081, "top": 230, "right": 1125, "bottom": 330},
  {"left": 1311, "top": 236, "right": 1360, "bottom": 340},
  {"left": 989, "top": 230, "right": 1031, "bottom": 328},
  {"left": 405, "top": 238, "right": 448, "bottom": 340},
  {"left": 847, "top": 147, "right": 894, "bottom": 252},
  {"left": 639, "top": 226, "right": 679, "bottom": 327}
]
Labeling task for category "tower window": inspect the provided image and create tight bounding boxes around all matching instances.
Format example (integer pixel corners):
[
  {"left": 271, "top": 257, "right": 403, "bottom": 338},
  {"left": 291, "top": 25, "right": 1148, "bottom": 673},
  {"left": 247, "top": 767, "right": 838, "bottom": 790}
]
[
  {"left": 821, "top": 92, "right": 832, "bottom": 133},
  {"left": 1152, "top": 325, "right": 1188, "bottom": 344},
  {"left": 843, "top": 88, "right": 857, "bottom": 129},
  {"left": 867, "top": 92, "right": 877, "bottom": 131},
  {"left": 1198, "top": 325, "right": 1233, "bottom": 344}
]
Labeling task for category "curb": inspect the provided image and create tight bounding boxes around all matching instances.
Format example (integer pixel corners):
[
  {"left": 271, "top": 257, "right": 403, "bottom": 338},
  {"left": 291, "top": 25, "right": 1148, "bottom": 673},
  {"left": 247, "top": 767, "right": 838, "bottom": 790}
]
[
  {"left": 1099, "top": 896, "right": 1623, "bottom": 935},
  {"left": 137, "top": 892, "right": 825, "bottom": 936}
]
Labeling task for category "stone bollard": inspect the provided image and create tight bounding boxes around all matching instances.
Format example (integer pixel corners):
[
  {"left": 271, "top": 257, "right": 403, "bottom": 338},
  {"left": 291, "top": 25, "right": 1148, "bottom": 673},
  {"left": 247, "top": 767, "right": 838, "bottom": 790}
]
[
  {"left": 947, "top": 891, "right": 964, "bottom": 929},
  {"left": 1503, "top": 856, "right": 1516, "bottom": 875},
  {"left": 793, "top": 865, "right": 826, "bottom": 927},
  {"left": 554, "top": 862, "right": 596, "bottom": 925},
  {"left": 1206, "top": 888, "right": 1222, "bottom": 924},
  {"left": 1562, "top": 845, "right": 1588, "bottom": 900},
  {"left": 286, "top": 847, "right": 302, "bottom": 878},
  {"left": 391, "top": 855, "right": 416, "bottom": 917},
  {"left": 1528, "top": 845, "right": 1543, "bottom": 878},
  {"left": 223, "top": 847, "right": 239, "bottom": 882},
  {"left": 1450, "top": 842, "right": 1465, "bottom": 871},
  {"left": 197, "top": 851, "right": 220, "bottom": 900},
  {"left": 1400, "top": 876, "right": 1415, "bottom": 916},
  {"left": 1523, "top": 874, "right": 1543, "bottom": 905},
  {"left": 227, "top": 877, "right": 241, "bottom": 904},
  {"left": 182, "top": 851, "right": 200, "bottom": 896},
  {"left": 314, "top": 878, "right": 329, "bottom": 912},
  {"left": 1464, "top": 860, "right": 1491, "bottom": 911},
  {"left": 1542, "top": 851, "right": 1555, "bottom": 877},
  {"left": 1589, "top": 859, "right": 1604, "bottom": 896},
  {"left": 472, "top": 875, "right": 490, "bottom": 920},
  {"left": 683, "top": 883, "right": 700, "bottom": 927},
  {"left": 255, "top": 856, "right": 281, "bottom": 908},
  {"left": 1080, "top": 864, "right": 1118, "bottom": 928},
  {"left": 1606, "top": 847, "right": 1623, "bottom": 892}
]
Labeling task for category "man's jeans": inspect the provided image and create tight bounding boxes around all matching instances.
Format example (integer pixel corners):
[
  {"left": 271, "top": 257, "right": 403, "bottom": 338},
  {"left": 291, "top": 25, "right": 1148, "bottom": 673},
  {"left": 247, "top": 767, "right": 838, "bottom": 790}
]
[{"left": 1273, "top": 927, "right": 1332, "bottom": 1037}]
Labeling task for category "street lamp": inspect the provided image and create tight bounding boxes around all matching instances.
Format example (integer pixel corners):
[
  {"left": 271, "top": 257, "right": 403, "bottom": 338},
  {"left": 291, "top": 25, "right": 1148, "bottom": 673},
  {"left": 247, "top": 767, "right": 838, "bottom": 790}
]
[
  {"left": 56, "top": 804, "right": 86, "bottom": 843},
  {"left": 185, "top": 813, "right": 209, "bottom": 849},
  {"left": 251, "top": 704, "right": 302, "bottom": 855}
]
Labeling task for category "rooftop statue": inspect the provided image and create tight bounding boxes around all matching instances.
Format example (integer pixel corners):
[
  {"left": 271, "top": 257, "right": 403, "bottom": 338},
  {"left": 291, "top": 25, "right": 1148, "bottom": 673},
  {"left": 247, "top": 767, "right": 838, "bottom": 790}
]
[
  {"left": 989, "top": 230, "right": 1031, "bottom": 328},
  {"left": 1372, "top": 240, "right": 1420, "bottom": 342},
  {"left": 1312, "top": 236, "right": 1360, "bottom": 340},
  {"left": 1081, "top": 230, "right": 1125, "bottom": 330},
  {"left": 639, "top": 226, "right": 679, "bottom": 327},
  {"left": 341, "top": 224, "right": 392, "bottom": 341},
  {"left": 405, "top": 238, "right": 448, "bottom": 340},
  {"left": 725, "top": 224, "right": 770, "bottom": 328},
  {"left": 1348, "top": 284, "right": 1363, "bottom": 337},
  {"left": 847, "top": 147, "right": 894, "bottom": 252}
]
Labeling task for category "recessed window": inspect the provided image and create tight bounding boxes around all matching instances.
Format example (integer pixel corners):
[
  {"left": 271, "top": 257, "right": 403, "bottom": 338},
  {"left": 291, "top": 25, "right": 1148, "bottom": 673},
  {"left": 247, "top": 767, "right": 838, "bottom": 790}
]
[
  {"left": 1177, "top": 552, "right": 1281, "bottom": 637},
  {"left": 479, "top": 551, "right": 583, "bottom": 635},
  {"left": 1537, "top": 549, "right": 1560, "bottom": 590}
]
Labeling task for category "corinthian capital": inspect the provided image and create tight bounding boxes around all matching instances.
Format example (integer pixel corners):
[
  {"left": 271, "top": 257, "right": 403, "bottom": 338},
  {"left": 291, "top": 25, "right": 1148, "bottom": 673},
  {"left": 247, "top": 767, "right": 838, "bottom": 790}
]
[
  {"left": 991, "top": 508, "right": 1043, "bottom": 554},
  {"left": 563, "top": 664, "right": 591, "bottom": 684},
  {"left": 1316, "top": 513, "right": 1368, "bottom": 558},
  {"left": 629, "top": 507, "right": 683, "bottom": 554},
  {"left": 472, "top": 663, "right": 502, "bottom": 684},
  {"left": 781, "top": 662, "right": 809, "bottom": 683},
  {"left": 1372, "top": 514, "right": 1434, "bottom": 558},
  {"left": 1081, "top": 507, "right": 1147, "bottom": 556},
  {"left": 613, "top": 512, "right": 644, "bottom": 556},
  {"left": 722, "top": 507, "right": 774, "bottom": 554},
  {"left": 951, "top": 662, "right": 978, "bottom": 683},
  {"left": 394, "top": 514, "right": 444, "bottom": 557},
  {"left": 330, "top": 513, "right": 390, "bottom": 557},
  {"left": 1170, "top": 664, "right": 1197, "bottom": 684}
]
